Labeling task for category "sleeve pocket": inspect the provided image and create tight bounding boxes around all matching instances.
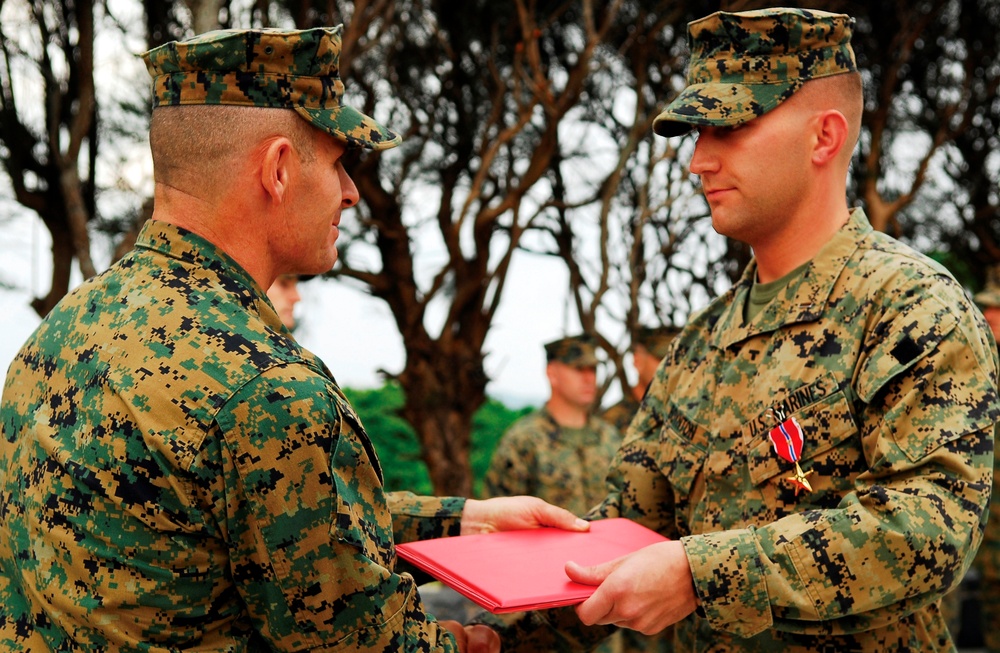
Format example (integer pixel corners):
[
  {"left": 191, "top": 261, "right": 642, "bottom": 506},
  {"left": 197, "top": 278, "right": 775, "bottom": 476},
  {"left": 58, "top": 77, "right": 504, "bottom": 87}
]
[{"left": 652, "top": 403, "right": 710, "bottom": 499}]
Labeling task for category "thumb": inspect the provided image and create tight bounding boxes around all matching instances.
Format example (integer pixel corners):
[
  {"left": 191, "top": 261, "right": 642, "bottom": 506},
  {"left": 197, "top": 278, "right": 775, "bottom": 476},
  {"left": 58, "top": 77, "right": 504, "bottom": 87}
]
[
  {"left": 465, "top": 624, "right": 501, "bottom": 653},
  {"left": 565, "top": 557, "right": 618, "bottom": 586}
]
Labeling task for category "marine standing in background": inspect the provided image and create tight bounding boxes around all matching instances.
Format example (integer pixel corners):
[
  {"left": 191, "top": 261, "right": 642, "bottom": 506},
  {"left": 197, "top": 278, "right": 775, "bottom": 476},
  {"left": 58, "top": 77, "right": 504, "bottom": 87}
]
[
  {"left": 267, "top": 273, "right": 308, "bottom": 331},
  {"left": 971, "top": 267, "right": 1000, "bottom": 652},
  {"left": 602, "top": 326, "right": 681, "bottom": 433},
  {"left": 470, "top": 8, "right": 999, "bottom": 651},
  {"left": 484, "top": 334, "right": 621, "bottom": 517},
  {"left": 0, "top": 26, "right": 586, "bottom": 652}
]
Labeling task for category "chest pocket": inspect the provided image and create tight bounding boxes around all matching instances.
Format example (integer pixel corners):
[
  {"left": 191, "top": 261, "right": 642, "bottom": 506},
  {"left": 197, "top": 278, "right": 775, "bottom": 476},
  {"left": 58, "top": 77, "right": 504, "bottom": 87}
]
[
  {"left": 330, "top": 403, "right": 394, "bottom": 569},
  {"left": 747, "top": 386, "right": 862, "bottom": 507}
]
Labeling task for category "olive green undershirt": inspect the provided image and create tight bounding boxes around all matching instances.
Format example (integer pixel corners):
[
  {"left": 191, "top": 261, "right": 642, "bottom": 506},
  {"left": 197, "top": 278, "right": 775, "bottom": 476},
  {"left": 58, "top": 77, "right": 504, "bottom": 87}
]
[{"left": 745, "top": 261, "right": 810, "bottom": 322}]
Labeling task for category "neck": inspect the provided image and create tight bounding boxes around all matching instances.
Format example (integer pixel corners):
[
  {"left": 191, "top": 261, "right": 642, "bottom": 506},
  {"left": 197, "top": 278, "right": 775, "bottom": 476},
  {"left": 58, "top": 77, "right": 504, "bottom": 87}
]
[
  {"left": 545, "top": 397, "right": 589, "bottom": 428},
  {"left": 152, "top": 182, "right": 275, "bottom": 290},
  {"left": 753, "top": 187, "right": 850, "bottom": 283}
]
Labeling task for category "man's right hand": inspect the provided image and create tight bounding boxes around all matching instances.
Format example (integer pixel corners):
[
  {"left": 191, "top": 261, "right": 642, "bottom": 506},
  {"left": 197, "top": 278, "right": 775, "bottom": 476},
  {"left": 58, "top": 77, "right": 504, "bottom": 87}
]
[{"left": 565, "top": 539, "right": 697, "bottom": 635}]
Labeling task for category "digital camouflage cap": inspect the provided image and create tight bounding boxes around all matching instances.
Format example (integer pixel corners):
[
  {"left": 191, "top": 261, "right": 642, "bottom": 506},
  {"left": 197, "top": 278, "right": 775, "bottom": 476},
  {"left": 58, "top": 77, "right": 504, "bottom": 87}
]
[
  {"left": 653, "top": 7, "right": 857, "bottom": 137},
  {"left": 633, "top": 325, "right": 681, "bottom": 359},
  {"left": 142, "top": 26, "right": 401, "bottom": 151},
  {"left": 545, "top": 335, "right": 599, "bottom": 368}
]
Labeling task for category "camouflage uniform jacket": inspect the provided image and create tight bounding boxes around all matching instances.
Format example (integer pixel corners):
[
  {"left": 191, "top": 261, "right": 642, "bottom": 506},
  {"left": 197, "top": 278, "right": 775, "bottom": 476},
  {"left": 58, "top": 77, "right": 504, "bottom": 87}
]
[
  {"left": 474, "top": 209, "right": 1000, "bottom": 651},
  {"left": 0, "top": 221, "right": 465, "bottom": 652},
  {"left": 483, "top": 408, "right": 621, "bottom": 516}
]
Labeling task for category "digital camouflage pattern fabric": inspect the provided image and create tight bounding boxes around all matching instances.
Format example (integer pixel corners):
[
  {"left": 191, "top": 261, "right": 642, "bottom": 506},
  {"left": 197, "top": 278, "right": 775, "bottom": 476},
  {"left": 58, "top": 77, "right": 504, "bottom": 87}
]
[
  {"left": 143, "top": 26, "right": 401, "bottom": 150},
  {"left": 472, "top": 209, "right": 1000, "bottom": 651},
  {"left": 653, "top": 8, "right": 857, "bottom": 137},
  {"left": 0, "top": 221, "right": 466, "bottom": 651},
  {"left": 482, "top": 408, "right": 620, "bottom": 518},
  {"left": 544, "top": 334, "right": 600, "bottom": 367}
]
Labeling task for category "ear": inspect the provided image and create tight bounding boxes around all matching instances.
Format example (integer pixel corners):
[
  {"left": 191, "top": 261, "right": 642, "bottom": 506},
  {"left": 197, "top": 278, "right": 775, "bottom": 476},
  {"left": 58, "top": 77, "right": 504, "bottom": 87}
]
[
  {"left": 811, "top": 110, "right": 850, "bottom": 166},
  {"left": 259, "top": 137, "right": 295, "bottom": 205}
]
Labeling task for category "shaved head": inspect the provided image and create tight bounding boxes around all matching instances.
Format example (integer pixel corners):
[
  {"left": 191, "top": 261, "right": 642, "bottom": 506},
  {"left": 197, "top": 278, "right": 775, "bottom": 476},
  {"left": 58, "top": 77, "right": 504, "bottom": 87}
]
[
  {"left": 149, "top": 106, "right": 318, "bottom": 189},
  {"left": 796, "top": 72, "right": 864, "bottom": 162}
]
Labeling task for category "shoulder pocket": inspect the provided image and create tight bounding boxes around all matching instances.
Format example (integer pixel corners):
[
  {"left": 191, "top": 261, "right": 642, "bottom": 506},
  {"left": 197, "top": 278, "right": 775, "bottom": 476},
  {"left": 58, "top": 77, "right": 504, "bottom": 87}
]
[
  {"left": 329, "top": 400, "right": 394, "bottom": 568},
  {"left": 856, "top": 294, "right": 957, "bottom": 403}
]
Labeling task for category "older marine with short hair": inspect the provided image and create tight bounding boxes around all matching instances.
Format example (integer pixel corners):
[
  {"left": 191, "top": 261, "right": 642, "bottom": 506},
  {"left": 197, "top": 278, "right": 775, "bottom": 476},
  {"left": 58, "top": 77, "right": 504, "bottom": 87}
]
[
  {"left": 471, "top": 8, "right": 999, "bottom": 651},
  {"left": 0, "top": 26, "right": 586, "bottom": 652}
]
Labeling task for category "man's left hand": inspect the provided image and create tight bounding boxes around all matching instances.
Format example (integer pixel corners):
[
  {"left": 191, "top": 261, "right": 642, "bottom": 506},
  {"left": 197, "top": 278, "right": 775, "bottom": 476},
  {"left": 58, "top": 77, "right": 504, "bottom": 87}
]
[{"left": 460, "top": 496, "right": 590, "bottom": 535}]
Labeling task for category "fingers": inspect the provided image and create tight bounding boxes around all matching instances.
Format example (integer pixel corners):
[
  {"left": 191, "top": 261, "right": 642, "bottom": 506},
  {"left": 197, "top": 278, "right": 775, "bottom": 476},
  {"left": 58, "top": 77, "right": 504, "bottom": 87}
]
[
  {"left": 574, "top": 584, "right": 617, "bottom": 626},
  {"left": 460, "top": 497, "right": 590, "bottom": 534},
  {"left": 465, "top": 624, "right": 501, "bottom": 653},
  {"left": 533, "top": 501, "right": 591, "bottom": 531},
  {"left": 439, "top": 621, "right": 500, "bottom": 653}
]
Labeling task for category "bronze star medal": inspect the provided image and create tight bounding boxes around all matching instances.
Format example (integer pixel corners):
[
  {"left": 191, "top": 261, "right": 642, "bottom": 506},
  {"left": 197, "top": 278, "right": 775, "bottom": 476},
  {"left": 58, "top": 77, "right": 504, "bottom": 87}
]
[{"left": 766, "top": 409, "right": 813, "bottom": 495}]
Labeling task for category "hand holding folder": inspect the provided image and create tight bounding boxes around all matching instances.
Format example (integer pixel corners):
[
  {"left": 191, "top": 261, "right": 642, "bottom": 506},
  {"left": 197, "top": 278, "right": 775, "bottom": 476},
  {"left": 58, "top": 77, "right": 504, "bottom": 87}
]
[{"left": 396, "top": 518, "right": 668, "bottom": 614}]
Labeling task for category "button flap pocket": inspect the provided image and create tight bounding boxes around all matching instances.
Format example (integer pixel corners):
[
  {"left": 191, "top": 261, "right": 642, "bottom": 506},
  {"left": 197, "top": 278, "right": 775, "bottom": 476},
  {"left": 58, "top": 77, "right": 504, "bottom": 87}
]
[{"left": 749, "top": 388, "right": 858, "bottom": 487}]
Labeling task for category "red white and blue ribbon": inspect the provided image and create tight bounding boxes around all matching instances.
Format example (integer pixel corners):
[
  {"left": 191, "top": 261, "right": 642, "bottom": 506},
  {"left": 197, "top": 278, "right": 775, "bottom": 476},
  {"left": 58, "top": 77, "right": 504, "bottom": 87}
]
[{"left": 767, "top": 413, "right": 813, "bottom": 494}]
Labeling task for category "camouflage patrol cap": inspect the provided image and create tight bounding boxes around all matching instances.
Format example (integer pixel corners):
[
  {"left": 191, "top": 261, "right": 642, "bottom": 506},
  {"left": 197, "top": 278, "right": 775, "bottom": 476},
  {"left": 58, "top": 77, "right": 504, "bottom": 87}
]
[
  {"left": 544, "top": 334, "right": 599, "bottom": 368},
  {"left": 652, "top": 8, "right": 857, "bottom": 137},
  {"left": 633, "top": 325, "right": 681, "bottom": 359},
  {"left": 142, "top": 26, "right": 401, "bottom": 151}
]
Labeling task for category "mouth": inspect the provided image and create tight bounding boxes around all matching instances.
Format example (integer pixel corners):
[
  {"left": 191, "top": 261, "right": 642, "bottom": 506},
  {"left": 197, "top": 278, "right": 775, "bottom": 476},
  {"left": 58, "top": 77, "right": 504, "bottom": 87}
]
[{"left": 703, "top": 186, "right": 734, "bottom": 202}]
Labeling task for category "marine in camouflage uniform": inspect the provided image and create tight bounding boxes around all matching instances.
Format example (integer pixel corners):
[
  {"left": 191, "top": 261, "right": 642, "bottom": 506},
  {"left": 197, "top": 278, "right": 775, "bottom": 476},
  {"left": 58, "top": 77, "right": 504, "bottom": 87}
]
[
  {"left": 602, "top": 326, "right": 680, "bottom": 433},
  {"left": 484, "top": 335, "right": 620, "bottom": 518},
  {"left": 0, "top": 26, "right": 579, "bottom": 652},
  {"left": 470, "top": 8, "right": 1000, "bottom": 652},
  {"left": 969, "top": 269, "right": 1000, "bottom": 652}
]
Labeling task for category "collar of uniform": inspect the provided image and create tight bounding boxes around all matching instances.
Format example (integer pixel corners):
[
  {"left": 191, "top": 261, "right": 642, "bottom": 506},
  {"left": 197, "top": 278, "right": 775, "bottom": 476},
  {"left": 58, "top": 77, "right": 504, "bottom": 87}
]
[
  {"left": 539, "top": 406, "right": 605, "bottom": 443},
  {"left": 133, "top": 219, "right": 282, "bottom": 331},
  {"left": 711, "top": 208, "right": 871, "bottom": 350}
]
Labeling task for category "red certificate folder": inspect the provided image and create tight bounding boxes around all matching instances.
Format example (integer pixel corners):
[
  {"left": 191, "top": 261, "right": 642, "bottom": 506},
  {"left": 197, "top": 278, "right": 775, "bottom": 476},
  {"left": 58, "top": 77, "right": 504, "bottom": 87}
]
[{"left": 396, "top": 517, "right": 668, "bottom": 614}]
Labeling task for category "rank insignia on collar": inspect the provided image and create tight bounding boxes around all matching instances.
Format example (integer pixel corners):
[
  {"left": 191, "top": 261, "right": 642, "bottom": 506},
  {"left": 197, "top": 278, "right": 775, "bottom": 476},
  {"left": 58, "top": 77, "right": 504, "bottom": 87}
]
[{"left": 767, "top": 410, "right": 813, "bottom": 495}]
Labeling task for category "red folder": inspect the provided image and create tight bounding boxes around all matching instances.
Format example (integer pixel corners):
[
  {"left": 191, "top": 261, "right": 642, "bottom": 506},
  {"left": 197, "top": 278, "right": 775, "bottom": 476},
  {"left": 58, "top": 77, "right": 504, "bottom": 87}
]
[{"left": 396, "top": 517, "right": 668, "bottom": 614}]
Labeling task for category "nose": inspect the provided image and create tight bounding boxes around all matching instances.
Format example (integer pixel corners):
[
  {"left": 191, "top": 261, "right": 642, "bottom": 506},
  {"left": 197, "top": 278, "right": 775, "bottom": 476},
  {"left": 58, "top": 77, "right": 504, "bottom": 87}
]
[
  {"left": 689, "top": 129, "right": 719, "bottom": 176},
  {"left": 338, "top": 163, "right": 360, "bottom": 208}
]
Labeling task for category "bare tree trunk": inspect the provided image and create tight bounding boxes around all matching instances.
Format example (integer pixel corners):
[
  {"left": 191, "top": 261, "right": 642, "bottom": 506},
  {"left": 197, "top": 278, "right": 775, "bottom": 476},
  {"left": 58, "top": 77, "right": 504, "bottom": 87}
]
[
  {"left": 185, "top": 0, "right": 224, "bottom": 34},
  {"left": 397, "top": 338, "right": 487, "bottom": 497},
  {"left": 30, "top": 223, "right": 75, "bottom": 317}
]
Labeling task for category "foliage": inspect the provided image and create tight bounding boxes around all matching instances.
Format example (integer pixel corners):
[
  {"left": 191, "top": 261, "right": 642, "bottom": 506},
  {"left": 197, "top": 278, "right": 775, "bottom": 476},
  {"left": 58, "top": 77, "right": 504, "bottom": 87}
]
[{"left": 344, "top": 383, "right": 533, "bottom": 497}]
